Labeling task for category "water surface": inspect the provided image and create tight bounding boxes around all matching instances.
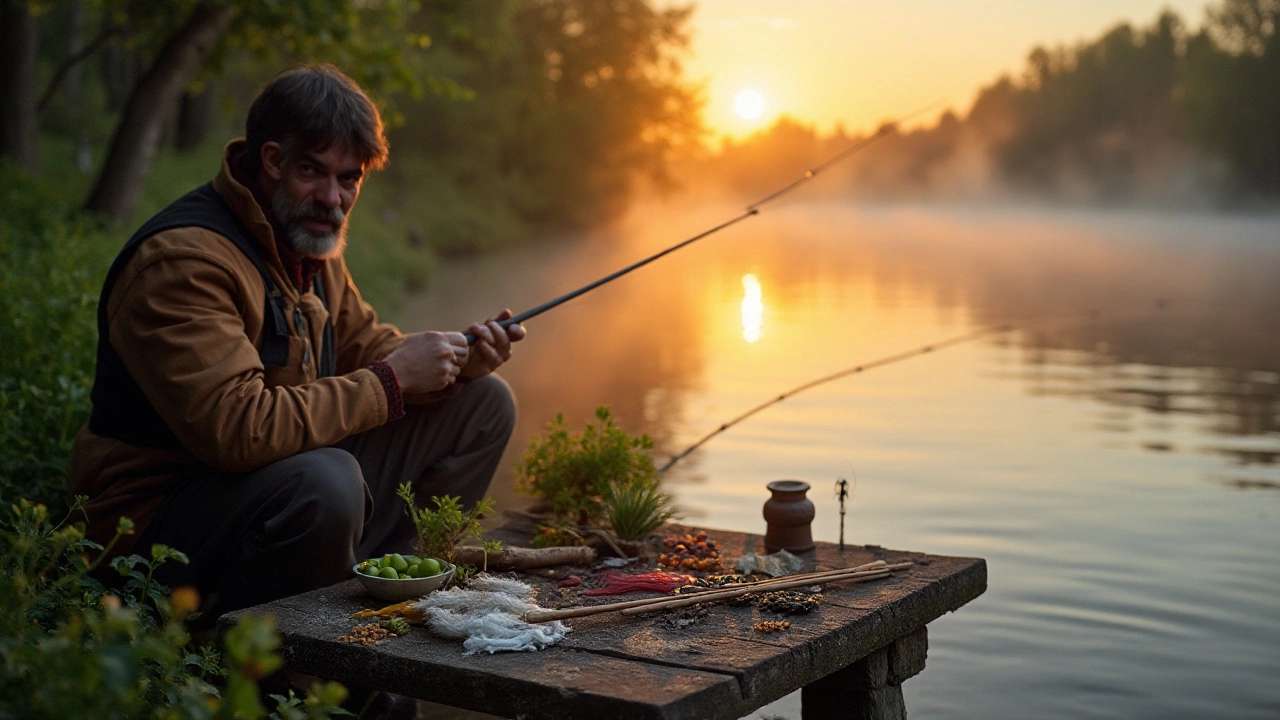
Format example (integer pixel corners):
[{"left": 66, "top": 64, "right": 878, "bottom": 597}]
[{"left": 392, "top": 201, "right": 1280, "bottom": 719}]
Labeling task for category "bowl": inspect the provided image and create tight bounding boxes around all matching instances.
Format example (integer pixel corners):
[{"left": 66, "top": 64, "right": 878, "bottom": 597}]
[{"left": 353, "top": 557, "right": 455, "bottom": 602}]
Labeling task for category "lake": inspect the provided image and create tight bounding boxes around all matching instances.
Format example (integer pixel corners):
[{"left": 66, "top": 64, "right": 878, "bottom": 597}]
[{"left": 391, "top": 200, "right": 1280, "bottom": 719}]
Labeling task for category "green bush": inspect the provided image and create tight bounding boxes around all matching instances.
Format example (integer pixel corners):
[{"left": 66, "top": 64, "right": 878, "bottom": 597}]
[
  {"left": 0, "top": 498, "right": 347, "bottom": 719},
  {"left": 0, "top": 163, "right": 114, "bottom": 514},
  {"left": 515, "top": 406, "right": 661, "bottom": 527}
]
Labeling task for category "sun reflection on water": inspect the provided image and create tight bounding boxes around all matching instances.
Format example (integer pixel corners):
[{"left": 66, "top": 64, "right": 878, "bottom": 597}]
[{"left": 741, "top": 273, "right": 763, "bottom": 343}]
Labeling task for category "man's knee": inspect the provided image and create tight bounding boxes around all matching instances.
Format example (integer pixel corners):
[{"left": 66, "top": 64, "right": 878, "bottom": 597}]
[
  {"left": 465, "top": 373, "right": 517, "bottom": 438},
  {"left": 270, "top": 447, "right": 368, "bottom": 538}
]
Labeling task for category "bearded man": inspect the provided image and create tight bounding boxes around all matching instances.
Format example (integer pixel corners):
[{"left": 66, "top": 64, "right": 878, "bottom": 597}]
[{"left": 69, "top": 64, "right": 524, "bottom": 619}]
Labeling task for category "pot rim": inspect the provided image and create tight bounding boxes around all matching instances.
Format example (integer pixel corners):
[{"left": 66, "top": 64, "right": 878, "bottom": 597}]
[{"left": 766, "top": 479, "right": 811, "bottom": 493}]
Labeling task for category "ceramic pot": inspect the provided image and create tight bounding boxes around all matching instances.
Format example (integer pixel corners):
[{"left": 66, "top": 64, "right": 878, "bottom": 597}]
[{"left": 763, "top": 480, "right": 815, "bottom": 553}]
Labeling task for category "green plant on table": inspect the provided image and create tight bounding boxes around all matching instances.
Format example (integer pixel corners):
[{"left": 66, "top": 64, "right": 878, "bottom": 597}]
[
  {"left": 516, "top": 406, "right": 659, "bottom": 527},
  {"left": 602, "top": 477, "right": 678, "bottom": 542},
  {"left": 396, "top": 485, "right": 501, "bottom": 579}
]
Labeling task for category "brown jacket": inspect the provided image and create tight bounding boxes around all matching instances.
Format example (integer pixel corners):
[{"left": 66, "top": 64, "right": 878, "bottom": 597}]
[{"left": 70, "top": 140, "right": 405, "bottom": 553}]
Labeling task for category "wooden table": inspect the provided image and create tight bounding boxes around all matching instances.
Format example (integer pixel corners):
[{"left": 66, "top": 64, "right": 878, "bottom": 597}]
[{"left": 224, "top": 525, "right": 986, "bottom": 720}]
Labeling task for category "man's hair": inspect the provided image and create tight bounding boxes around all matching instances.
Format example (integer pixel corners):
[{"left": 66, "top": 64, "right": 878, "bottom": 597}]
[{"left": 245, "top": 64, "right": 389, "bottom": 172}]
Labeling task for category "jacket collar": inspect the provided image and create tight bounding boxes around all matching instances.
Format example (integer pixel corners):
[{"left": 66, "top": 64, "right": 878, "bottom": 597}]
[{"left": 211, "top": 139, "right": 325, "bottom": 293}]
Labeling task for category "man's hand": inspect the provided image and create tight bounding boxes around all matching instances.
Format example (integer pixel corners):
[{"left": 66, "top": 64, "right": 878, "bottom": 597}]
[
  {"left": 382, "top": 331, "right": 469, "bottom": 393},
  {"left": 460, "top": 309, "right": 526, "bottom": 380}
]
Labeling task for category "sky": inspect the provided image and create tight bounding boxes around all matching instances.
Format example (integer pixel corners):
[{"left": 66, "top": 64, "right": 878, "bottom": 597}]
[{"left": 672, "top": 0, "right": 1213, "bottom": 139}]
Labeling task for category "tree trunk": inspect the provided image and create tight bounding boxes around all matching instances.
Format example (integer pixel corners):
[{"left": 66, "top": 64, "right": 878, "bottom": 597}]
[
  {"left": 0, "top": 0, "right": 40, "bottom": 171},
  {"left": 175, "top": 83, "right": 215, "bottom": 152},
  {"left": 84, "top": 2, "right": 236, "bottom": 226}
]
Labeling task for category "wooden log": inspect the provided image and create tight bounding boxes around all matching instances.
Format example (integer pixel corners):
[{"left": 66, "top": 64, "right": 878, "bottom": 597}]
[{"left": 453, "top": 544, "right": 596, "bottom": 570}]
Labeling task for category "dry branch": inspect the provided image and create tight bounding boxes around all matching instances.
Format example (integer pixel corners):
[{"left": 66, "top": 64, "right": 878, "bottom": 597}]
[{"left": 453, "top": 544, "right": 596, "bottom": 570}]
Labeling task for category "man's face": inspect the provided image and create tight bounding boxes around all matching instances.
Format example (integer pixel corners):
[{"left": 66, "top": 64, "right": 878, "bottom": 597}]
[{"left": 268, "top": 143, "right": 365, "bottom": 259}]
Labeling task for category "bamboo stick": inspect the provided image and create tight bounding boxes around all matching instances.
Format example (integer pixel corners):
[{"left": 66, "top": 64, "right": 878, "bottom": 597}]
[
  {"left": 618, "top": 565, "right": 909, "bottom": 616},
  {"left": 522, "top": 560, "right": 909, "bottom": 623}
]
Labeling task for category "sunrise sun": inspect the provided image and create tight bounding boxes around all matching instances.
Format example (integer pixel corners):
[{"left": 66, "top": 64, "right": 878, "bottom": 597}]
[{"left": 733, "top": 89, "right": 766, "bottom": 121}]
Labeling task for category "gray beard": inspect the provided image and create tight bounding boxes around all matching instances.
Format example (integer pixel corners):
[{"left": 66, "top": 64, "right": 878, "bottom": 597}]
[{"left": 271, "top": 185, "right": 348, "bottom": 259}]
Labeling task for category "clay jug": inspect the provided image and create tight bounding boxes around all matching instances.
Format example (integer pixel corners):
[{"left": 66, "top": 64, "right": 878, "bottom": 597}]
[{"left": 763, "top": 480, "right": 815, "bottom": 553}]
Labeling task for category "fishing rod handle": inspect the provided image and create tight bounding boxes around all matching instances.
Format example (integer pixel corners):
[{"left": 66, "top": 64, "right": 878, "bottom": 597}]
[{"left": 462, "top": 316, "right": 523, "bottom": 345}]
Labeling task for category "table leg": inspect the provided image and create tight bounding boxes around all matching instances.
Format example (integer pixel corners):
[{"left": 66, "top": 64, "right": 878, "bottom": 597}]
[{"left": 800, "top": 627, "right": 928, "bottom": 720}]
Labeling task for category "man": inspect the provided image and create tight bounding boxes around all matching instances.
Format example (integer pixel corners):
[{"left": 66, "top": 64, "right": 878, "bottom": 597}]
[{"left": 69, "top": 64, "right": 525, "bottom": 618}]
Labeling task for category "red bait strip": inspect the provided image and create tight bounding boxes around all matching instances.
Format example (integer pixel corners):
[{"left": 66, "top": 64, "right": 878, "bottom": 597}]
[{"left": 585, "top": 571, "right": 693, "bottom": 596}]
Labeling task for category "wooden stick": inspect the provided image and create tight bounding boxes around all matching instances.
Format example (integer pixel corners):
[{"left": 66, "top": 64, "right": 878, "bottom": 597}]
[
  {"left": 522, "top": 560, "right": 907, "bottom": 623},
  {"left": 452, "top": 544, "right": 596, "bottom": 570},
  {"left": 619, "top": 565, "right": 909, "bottom": 616}
]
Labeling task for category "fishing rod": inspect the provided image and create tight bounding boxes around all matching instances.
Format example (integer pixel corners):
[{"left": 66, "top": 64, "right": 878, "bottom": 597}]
[
  {"left": 463, "top": 101, "right": 944, "bottom": 344},
  {"left": 655, "top": 306, "right": 1121, "bottom": 475}
]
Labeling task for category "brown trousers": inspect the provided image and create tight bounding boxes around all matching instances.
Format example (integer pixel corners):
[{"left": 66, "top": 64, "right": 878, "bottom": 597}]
[{"left": 136, "top": 374, "right": 515, "bottom": 619}]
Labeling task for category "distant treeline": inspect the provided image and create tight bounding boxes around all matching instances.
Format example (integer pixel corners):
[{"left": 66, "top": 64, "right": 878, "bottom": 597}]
[{"left": 699, "top": 0, "right": 1280, "bottom": 208}]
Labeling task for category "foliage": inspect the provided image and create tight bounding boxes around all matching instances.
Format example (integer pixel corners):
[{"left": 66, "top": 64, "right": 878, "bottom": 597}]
[
  {"left": 516, "top": 406, "right": 658, "bottom": 526},
  {"left": 1180, "top": 0, "right": 1280, "bottom": 198},
  {"left": 0, "top": 498, "right": 347, "bottom": 719},
  {"left": 601, "top": 477, "right": 677, "bottom": 542},
  {"left": 0, "top": 163, "right": 115, "bottom": 515},
  {"left": 395, "top": 484, "right": 500, "bottom": 570}
]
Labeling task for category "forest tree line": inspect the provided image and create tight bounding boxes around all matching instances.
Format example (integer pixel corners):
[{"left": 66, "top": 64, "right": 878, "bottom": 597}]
[
  {"left": 1, "top": 0, "right": 1276, "bottom": 267},
  {"left": 701, "top": 0, "right": 1280, "bottom": 208}
]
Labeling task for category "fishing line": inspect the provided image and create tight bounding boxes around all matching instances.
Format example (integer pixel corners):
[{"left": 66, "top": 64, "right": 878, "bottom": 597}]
[
  {"left": 655, "top": 305, "right": 1131, "bottom": 475},
  {"left": 464, "top": 100, "right": 946, "bottom": 344}
]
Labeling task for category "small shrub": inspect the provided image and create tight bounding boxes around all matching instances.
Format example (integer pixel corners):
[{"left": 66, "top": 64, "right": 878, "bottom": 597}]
[
  {"left": 516, "top": 406, "right": 659, "bottom": 526},
  {"left": 396, "top": 484, "right": 500, "bottom": 579}
]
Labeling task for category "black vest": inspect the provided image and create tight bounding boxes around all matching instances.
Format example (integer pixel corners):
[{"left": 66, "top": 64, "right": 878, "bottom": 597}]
[{"left": 88, "top": 183, "right": 336, "bottom": 449}]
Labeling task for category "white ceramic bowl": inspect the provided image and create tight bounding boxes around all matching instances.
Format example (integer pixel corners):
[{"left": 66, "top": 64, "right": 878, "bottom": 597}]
[{"left": 353, "top": 560, "right": 455, "bottom": 602}]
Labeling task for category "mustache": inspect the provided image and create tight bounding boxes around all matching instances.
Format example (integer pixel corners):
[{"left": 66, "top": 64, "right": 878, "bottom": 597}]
[{"left": 285, "top": 200, "right": 345, "bottom": 230}]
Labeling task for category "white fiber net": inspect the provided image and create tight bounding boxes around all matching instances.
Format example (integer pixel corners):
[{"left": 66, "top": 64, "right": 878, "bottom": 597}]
[{"left": 413, "top": 574, "right": 571, "bottom": 655}]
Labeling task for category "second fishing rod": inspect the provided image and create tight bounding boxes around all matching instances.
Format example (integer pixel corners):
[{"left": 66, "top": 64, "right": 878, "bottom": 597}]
[{"left": 463, "top": 102, "right": 942, "bottom": 344}]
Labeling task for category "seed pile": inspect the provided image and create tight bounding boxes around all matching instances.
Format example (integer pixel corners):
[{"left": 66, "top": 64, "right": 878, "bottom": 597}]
[
  {"left": 756, "top": 590, "right": 823, "bottom": 615},
  {"left": 338, "top": 618, "right": 410, "bottom": 645},
  {"left": 663, "top": 606, "right": 710, "bottom": 630},
  {"left": 657, "top": 532, "right": 722, "bottom": 572},
  {"left": 754, "top": 620, "right": 791, "bottom": 633},
  {"left": 675, "top": 574, "right": 754, "bottom": 593}
]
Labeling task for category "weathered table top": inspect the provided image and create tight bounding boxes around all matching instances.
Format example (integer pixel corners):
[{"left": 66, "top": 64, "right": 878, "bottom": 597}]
[{"left": 226, "top": 525, "right": 986, "bottom": 720}]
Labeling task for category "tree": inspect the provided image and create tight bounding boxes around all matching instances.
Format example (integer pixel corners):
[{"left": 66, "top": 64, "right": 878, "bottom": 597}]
[
  {"left": 1181, "top": 0, "right": 1280, "bottom": 198},
  {"left": 79, "top": 0, "right": 426, "bottom": 226},
  {"left": 0, "top": 0, "right": 40, "bottom": 171},
  {"left": 509, "top": 0, "right": 702, "bottom": 226}
]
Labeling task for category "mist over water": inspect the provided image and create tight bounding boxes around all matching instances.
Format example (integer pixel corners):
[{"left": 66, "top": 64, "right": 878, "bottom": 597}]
[{"left": 392, "top": 200, "right": 1280, "bottom": 719}]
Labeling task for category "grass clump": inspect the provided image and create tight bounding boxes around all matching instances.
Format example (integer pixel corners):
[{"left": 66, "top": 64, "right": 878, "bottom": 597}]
[{"left": 603, "top": 478, "right": 678, "bottom": 542}]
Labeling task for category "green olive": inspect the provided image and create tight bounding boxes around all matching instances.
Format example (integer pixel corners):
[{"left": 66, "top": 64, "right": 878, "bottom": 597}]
[
  {"left": 377, "top": 555, "right": 393, "bottom": 569},
  {"left": 389, "top": 553, "right": 409, "bottom": 572},
  {"left": 378, "top": 566, "right": 400, "bottom": 579},
  {"left": 419, "top": 558, "right": 442, "bottom": 576}
]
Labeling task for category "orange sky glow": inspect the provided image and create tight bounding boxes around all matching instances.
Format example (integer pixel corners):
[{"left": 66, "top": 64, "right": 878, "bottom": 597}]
[{"left": 671, "top": 0, "right": 1212, "bottom": 140}]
